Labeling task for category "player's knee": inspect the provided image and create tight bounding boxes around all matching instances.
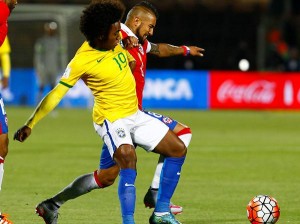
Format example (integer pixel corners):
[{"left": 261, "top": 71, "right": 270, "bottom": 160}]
[
  {"left": 167, "top": 137, "right": 187, "bottom": 158},
  {"left": 177, "top": 141, "right": 187, "bottom": 157},
  {"left": 114, "top": 145, "right": 137, "bottom": 169}
]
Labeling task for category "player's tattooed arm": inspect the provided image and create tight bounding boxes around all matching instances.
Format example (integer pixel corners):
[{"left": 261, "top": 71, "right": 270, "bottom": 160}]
[
  {"left": 149, "top": 43, "right": 161, "bottom": 56},
  {"left": 150, "top": 43, "right": 180, "bottom": 56},
  {"left": 150, "top": 42, "right": 204, "bottom": 57}
]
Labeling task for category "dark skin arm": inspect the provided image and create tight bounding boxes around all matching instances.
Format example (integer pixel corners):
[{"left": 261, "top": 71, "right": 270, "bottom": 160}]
[{"left": 149, "top": 43, "right": 205, "bottom": 57}]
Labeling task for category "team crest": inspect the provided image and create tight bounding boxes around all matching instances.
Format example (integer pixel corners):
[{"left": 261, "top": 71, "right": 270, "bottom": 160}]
[
  {"left": 163, "top": 117, "right": 173, "bottom": 124},
  {"left": 116, "top": 128, "right": 126, "bottom": 138},
  {"left": 138, "top": 45, "right": 144, "bottom": 55}
]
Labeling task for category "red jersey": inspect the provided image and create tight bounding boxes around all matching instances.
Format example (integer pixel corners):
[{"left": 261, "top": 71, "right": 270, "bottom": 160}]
[
  {"left": 0, "top": 1, "right": 9, "bottom": 46},
  {"left": 121, "top": 23, "right": 151, "bottom": 109}
]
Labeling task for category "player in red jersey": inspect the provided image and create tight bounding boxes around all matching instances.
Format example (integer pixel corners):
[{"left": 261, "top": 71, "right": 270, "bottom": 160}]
[
  {"left": 0, "top": 0, "right": 17, "bottom": 223},
  {"left": 29, "top": 1, "right": 204, "bottom": 222},
  {"left": 0, "top": 0, "right": 16, "bottom": 46},
  {"left": 120, "top": 1, "right": 204, "bottom": 214}
]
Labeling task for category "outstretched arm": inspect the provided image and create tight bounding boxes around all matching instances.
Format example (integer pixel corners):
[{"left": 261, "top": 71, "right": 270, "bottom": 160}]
[
  {"left": 149, "top": 42, "right": 205, "bottom": 58},
  {"left": 14, "top": 84, "right": 69, "bottom": 142}
]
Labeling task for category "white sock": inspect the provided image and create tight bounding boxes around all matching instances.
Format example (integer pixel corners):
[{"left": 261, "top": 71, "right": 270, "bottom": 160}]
[
  {"left": 0, "top": 156, "right": 4, "bottom": 191},
  {"left": 52, "top": 172, "right": 99, "bottom": 206},
  {"left": 151, "top": 161, "right": 163, "bottom": 189}
]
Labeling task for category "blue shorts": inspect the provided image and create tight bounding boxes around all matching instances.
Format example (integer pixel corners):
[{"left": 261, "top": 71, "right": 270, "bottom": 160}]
[
  {"left": 0, "top": 95, "right": 8, "bottom": 134},
  {"left": 99, "top": 110, "right": 178, "bottom": 169}
]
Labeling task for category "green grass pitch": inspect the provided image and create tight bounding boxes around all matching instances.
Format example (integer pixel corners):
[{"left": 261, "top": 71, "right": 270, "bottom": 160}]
[{"left": 1, "top": 107, "right": 300, "bottom": 223}]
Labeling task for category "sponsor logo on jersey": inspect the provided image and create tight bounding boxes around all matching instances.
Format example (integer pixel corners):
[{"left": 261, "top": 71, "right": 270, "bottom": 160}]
[{"left": 138, "top": 45, "right": 144, "bottom": 55}]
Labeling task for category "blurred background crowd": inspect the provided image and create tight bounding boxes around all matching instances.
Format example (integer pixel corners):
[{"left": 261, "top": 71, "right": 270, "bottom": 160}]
[{"left": 4, "top": 0, "right": 300, "bottom": 72}]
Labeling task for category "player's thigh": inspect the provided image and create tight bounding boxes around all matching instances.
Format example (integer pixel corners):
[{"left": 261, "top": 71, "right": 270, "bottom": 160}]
[
  {"left": 94, "top": 119, "right": 134, "bottom": 158},
  {"left": 153, "top": 129, "right": 186, "bottom": 157},
  {"left": 94, "top": 118, "right": 136, "bottom": 169},
  {"left": 133, "top": 111, "right": 169, "bottom": 151}
]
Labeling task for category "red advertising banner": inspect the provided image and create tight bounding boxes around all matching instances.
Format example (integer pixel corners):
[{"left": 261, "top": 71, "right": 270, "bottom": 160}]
[{"left": 210, "top": 71, "right": 300, "bottom": 109}]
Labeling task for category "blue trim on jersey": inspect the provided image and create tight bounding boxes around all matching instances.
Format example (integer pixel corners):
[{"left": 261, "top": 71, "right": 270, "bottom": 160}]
[
  {"left": 99, "top": 120, "right": 117, "bottom": 169},
  {"left": 143, "top": 110, "right": 178, "bottom": 131},
  {"left": 104, "top": 120, "right": 117, "bottom": 151}
]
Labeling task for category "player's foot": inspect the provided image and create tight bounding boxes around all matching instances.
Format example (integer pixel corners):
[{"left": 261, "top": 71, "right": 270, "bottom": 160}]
[
  {"left": 144, "top": 187, "right": 183, "bottom": 215},
  {"left": 35, "top": 199, "right": 59, "bottom": 224},
  {"left": 0, "top": 212, "right": 13, "bottom": 224},
  {"left": 144, "top": 187, "right": 157, "bottom": 208},
  {"left": 149, "top": 212, "right": 182, "bottom": 224}
]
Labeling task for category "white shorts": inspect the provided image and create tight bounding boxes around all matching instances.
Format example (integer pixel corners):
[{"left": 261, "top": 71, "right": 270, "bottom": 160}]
[{"left": 93, "top": 110, "right": 169, "bottom": 158}]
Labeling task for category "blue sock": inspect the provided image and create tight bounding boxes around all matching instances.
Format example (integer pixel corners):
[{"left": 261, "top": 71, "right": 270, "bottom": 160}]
[
  {"left": 118, "top": 168, "right": 137, "bottom": 224},
  {"left": 155, "top": 156, "right": 186, "bottom": 213}
]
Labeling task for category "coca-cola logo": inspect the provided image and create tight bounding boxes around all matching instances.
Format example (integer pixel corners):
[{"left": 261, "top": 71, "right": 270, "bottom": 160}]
[{"left": 217, "top": 80, "right": 276, "bottom": 104}]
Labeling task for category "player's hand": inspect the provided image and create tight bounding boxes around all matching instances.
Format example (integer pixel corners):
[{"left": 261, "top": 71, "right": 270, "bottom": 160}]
[
  {"left": 188, "top": 46, "right": 205, "bottom": 57},
  {"left": 13, "top": 125, "right": 32, "bottom": 142},
  {"left": 122, "top": 36, "right": 139, "bottom": 49}
]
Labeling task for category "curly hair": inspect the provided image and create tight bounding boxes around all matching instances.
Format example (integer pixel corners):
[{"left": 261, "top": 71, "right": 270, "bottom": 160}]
[
  {"left": 80, "top": 0, "right": 125, "bottom": 47},
  {"left": 134, "top": 1, "right": 159, "bottom": 19}
]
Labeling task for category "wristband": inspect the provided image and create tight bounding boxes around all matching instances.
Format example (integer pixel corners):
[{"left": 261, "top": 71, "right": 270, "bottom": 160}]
[{"left": 181, "top": 45, "right": 190, "bottom": 56}]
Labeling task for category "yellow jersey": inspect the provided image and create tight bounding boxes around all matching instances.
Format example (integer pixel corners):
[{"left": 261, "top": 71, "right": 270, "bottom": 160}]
[
  {"left": 60, "top": 41, "right": 138, "bottom": 124},
  {"left": 0, "top": 36, "right": 10, "bottom": 54},
  {"left": 0, "top": 36, "right": 11, "bottom": 78}
]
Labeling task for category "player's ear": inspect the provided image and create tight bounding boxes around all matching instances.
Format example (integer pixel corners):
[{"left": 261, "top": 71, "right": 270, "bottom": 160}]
[{"left": 134, "top": 17, "right": 141, "bottom": 26}]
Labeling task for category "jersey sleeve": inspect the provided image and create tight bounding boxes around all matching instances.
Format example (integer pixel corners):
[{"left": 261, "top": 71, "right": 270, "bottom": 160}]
[
  {"left": 25, "top": 84, "right": 69, "bottom": 129},
  {"left": 59, "top": 57, "right": 85, "bottom": 88},
  {"left": 0, "top": 37, "right": 11, "bottom": 77}
]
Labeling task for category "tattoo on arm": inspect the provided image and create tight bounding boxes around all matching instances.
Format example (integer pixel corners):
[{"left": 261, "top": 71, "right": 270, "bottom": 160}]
[{"left": 149, "top": 43, "right": 160, "bottom": 55}]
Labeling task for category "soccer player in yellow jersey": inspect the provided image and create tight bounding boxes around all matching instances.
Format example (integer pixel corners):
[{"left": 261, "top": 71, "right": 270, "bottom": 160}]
[{"left": 14, "top": 1, "right": 186, "bottom": 224}]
